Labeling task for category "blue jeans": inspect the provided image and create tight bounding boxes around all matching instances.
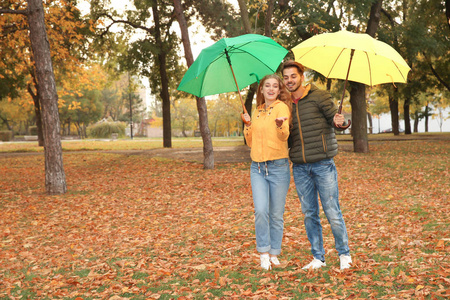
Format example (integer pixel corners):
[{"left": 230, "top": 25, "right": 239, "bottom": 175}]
[
  {"left": 292, "top": 158, "right": 349, "bottom": 261},
  {"left": 250, "top": 158, "right": 290, "bottom": 255}
]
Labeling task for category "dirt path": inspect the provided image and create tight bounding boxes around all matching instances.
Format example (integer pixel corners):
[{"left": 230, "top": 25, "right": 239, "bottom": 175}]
[{"left": 1, "top": 134, "right": 448, "bottom": 164}]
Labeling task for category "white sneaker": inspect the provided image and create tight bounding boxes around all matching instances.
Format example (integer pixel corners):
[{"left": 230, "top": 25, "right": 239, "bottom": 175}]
[
  {"left": 340, "top": 254, "right": 352, "bottom": 270},
  {"left": 270, "top": 256, "right": 280, "bottom": 266},
  {"left": 260, "top": 254, "right": 272, "bottom": 270},
  {"left": 302, "top": 258, "right": 326, "bottom": 270}
]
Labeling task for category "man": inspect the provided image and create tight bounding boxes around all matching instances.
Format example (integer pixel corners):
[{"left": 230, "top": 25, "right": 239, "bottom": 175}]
[{"left": 282, "top": 60, "right": 352, "bottom": 270}]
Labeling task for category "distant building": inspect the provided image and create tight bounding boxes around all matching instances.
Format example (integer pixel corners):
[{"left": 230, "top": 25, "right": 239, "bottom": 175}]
[{"left": 139, "top": 118, "right": 163, "bottom": 138}]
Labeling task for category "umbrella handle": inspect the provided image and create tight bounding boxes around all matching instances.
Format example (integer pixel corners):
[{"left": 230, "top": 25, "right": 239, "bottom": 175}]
[
  {"left": 336, "top": 48, "right": 355, "bottom": 130},
  {"left": 226, "top": 49, "right": 250, "bottom": 124},
  {"left": 337, "top": 104, "right": 351, "bottom": 130}
]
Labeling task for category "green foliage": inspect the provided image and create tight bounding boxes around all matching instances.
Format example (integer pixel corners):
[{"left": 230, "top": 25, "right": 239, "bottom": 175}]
[
  {"left": 187, "top": 0, "right": 242, "bottom": 40},
  {"left": 87, "top": 121, "right": 126, "bottom": 138},
  {"left": 0, "top": 130, "right": 13, "bottom": 141}
]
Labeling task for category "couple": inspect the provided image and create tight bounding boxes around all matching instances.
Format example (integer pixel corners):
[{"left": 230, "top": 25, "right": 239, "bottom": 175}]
[{"left": 243, "top": 61, "right": 351, "bottom": 271}]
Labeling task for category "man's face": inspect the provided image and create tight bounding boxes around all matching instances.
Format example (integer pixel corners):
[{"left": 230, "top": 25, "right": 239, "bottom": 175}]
[{"left": 282, "top": 67, "right": 303, "bottom": 93}]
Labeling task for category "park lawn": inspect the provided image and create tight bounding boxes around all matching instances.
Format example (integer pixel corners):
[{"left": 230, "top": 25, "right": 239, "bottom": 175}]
[
  {"left": 0, "top": 140, "right": 448, "bottom": 299},
  {"left": 0, "top": 137, "right": 245, "bottom": 153},
  {"left": 1, "top": 133, "right": 448, "bottom": 153}
]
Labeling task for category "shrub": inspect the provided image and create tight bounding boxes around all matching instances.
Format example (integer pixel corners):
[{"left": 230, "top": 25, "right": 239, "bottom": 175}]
[
  {"left": 0, "top": 131, "right": 13, "bottom": 141},
  {"left": 29, "top": 126, "right": 38, "bottom": 135},
  {"left": 87, "top": 121, "right": 126, "bottom": 138}
]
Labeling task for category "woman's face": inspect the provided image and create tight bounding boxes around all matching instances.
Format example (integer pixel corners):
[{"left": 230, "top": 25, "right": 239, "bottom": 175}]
[{"left": 261, "top": 78, "right": 280, "bottom": 102}]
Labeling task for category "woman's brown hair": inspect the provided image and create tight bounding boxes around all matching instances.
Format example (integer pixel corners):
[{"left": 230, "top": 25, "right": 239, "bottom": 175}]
[{"left": 255, "top": 74, "right": 292, "bottom": 124}]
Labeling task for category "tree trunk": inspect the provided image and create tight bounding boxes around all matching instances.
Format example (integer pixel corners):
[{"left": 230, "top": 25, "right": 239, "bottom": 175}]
[
  {"left": 33, "top": 96, "right": 44, "bottom": 146},
  {"left": 366, "top": 0, "right": 383, "bottom": 36},
  {"left": 173, "top": 0, "right": 214, "bottom": 169},
  {"left": 347, "top": 0, "right": 382, "bottom": 152},
  {"left": 424, "top": 104, "right": 429, "bottom": 132},
  {"left": 237, "top": 0, "right": 254, "bottom": 145},
  {"left": 152, "top": 1, "right": 171, "bottom": 148},
  {"left": 27, "top": 83, "right": 44, "bottom": 146},
  {"left": 389, "top": 89, "right": 400, "bottom": 135},
  {"left": 27, "top": 0, "right": 67, "bottom": 194},
  {"left": 404, "top": 97, "right": 411, "bottom": 134},
  {"left": 367, "top": 112, "right": 373, "bottom": 134},
  {"left": 237, "top": 0, "right": 252, "bottom": 33},
  {"left": 414, "top": 110, "right": 419, "bottom": 132},
  {"left": 350, "top": 83, "right": 369, "bottom": 153},
  {"left": 243, "top": 83, "right": 256, "bottom": 145},
  {"left": 264, "top": 0, "right": 275, "bottom": 37}
]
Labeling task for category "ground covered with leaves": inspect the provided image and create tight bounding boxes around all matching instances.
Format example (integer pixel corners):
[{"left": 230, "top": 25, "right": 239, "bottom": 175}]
[{"left": 0, "top": 140, "right": 449, "bottom": 299}]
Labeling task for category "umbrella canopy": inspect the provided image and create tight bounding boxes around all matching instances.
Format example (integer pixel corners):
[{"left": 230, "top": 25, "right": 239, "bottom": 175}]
[
  {"left": 177, "top": 34, "right": 288, "bottom": 98},
  {"left": 291, "top": 30, "right": 411, "bottom": 87}
]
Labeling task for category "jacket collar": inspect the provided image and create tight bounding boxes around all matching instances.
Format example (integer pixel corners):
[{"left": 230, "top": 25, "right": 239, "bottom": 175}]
[{"left": 292, "top": 84, "right": 312, "bottom": 104}]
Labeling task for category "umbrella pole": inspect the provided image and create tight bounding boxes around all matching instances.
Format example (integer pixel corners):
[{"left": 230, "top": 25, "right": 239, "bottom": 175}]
[
  {"left": 337, "top": 49, "right": 354, "bottom": 130},
  {"left": 225, "top": 49, "right": 250, "bottom": 125}
]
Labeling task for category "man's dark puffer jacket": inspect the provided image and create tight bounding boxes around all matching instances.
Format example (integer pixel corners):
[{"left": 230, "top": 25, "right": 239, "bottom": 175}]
[{"left": 288, "top": 84, "right": 341, "bottom": 164}]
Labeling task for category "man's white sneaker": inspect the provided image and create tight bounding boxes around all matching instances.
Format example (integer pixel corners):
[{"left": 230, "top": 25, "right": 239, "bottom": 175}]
[
  {"left": 302, "top": 258, "right": 326, "bottom": 270},
  {"left": 270, "top": 256, "right": 280, "bottom": 266},
  {"left": 260, "top": 254, "right": 272, "bottom": 270},
  {"left": 339, "top": 254, "right": 352, "bottom": 270}
]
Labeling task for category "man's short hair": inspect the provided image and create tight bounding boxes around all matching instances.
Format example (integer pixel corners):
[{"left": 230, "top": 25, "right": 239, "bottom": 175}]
[{"left": 282, "top": 60, "right": 305, "bottom": 75}]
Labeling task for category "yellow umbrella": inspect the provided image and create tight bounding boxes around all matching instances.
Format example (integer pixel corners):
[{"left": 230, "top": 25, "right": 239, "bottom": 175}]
[{"left": 292, "top": 30, "right": 411, "bottom": 128}]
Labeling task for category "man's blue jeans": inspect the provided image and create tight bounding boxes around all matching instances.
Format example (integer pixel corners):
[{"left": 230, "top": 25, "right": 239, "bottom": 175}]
[
  {"left": 292, "top": 158, "right": 350, "bottom": 261},
  {"left": 250, "top": 158, "right": 290, "bottom": 255}
]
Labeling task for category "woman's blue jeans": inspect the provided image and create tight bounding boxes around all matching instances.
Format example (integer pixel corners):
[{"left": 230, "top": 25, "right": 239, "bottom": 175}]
[
  {"left": 250, "top": 158, "right": 290, "bottom": 255},
  {"left": 292, "top": 158, "right": 350, "bottom": 261}
]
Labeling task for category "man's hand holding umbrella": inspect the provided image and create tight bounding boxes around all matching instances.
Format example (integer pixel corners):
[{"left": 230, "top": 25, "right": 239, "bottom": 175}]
[{"left": 333, "top": 114, "right": 345, "bottom": 127}]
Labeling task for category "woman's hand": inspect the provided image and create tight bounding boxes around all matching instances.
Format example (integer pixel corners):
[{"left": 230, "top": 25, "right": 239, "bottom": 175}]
[
  {"left": 242, "top": 113, "right": 251, "bottom": 126},
  {"left": 275, "top": 117, "right": 288, "bottom": 127}
]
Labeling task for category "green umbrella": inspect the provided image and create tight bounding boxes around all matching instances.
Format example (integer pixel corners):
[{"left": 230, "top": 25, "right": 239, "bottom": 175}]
[{"left": 177, "top": 34, "right": 288, "bottom": 117}]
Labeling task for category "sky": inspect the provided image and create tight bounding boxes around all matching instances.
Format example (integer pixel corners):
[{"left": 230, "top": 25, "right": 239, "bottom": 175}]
[{"left": 76, "top": 1, "right": 449, "bottom": 133}]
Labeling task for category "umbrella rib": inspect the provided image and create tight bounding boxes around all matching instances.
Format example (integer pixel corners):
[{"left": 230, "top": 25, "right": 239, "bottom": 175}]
[
  {"left": 392, "top": 60, "right": 407, "bottom": 82},
  {"left": 296, "top": 46, "right": 317, "bottom": 60},
  {"left": 228, "top": 43, "right": 282, "bottom": 71},
  {"left": 365, "top": 51, "right": 372, "bottom": 87},
  {"left": 327, "top": 48, "right": 346, "bottom": 78}
]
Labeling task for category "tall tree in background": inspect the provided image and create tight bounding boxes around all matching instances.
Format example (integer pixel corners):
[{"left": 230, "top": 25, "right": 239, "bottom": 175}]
[
  {"left": 349, "top": 0, "right": 383, "bottom": 153},
  {"left": 377, "top": 0, "right": 449, "bottom": 135},
  {"left": 91, "top": 0, "right": 176, "bottom": 147},
  {"left": 173, "top": 0, "right": 214, "bottom": 169},
  {"left": 1, "top": 0, "right": 67, "bottom": 194}
]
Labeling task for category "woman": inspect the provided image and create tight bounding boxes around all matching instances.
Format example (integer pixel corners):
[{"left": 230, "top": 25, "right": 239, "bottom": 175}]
[{"left": 242, "top": 74, "right": 292, "bottom": 270}]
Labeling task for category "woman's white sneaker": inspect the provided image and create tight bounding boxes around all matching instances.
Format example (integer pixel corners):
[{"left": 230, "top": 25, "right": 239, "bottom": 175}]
[
  {"left": 270, "top": 256, "right": 280, "bottom": 266},
  {"left": 260, "top": 254, "right": 272, "bottom": 270}
]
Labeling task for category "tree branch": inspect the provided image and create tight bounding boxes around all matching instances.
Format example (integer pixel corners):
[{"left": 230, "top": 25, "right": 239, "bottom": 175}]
[
  {"left": 423, "top": 52, "right": 450, "bottom": 92},
  {"left": 98, "top": 13, "right": 153, "bottom": 37},
  {"left": 0, "top": 9, "right": 28, "bottom": 15}
]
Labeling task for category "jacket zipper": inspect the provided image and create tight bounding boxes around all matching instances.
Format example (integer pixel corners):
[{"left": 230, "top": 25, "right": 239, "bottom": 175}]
[
  {"left": 296, "top": 104, "right": 306, "bottom": 163},
  {"left": 322, "top": 135, "right": 327, "bottom": 152}
]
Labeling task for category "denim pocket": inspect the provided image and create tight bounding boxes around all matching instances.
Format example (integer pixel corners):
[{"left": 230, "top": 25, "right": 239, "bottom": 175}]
[
  {"left": 273, "top": 158, "right": 288, "bottom": 167},
  {"left": 318, "top": 158, "right": 333, "bottom": 166}
]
